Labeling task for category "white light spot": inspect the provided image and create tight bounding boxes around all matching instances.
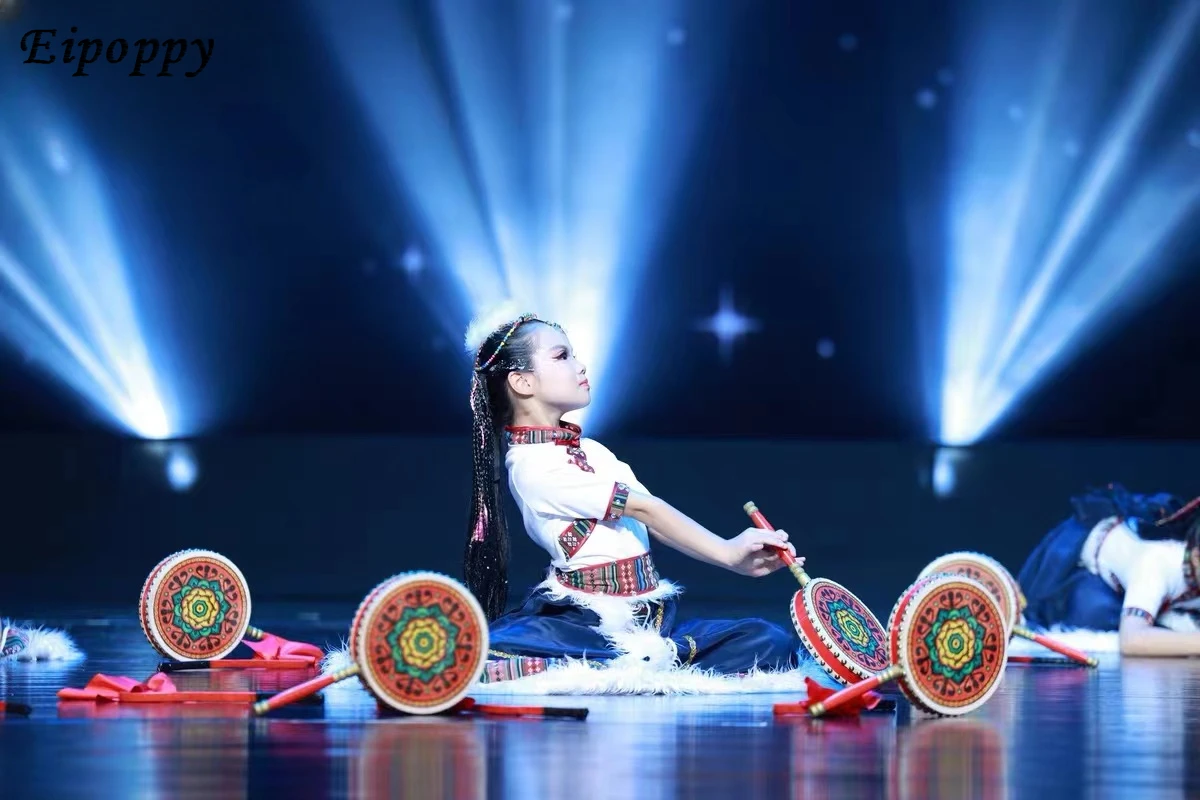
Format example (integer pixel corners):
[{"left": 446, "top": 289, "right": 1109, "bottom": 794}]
[
  {"left": 696, "top": 287, "right": 760, "bottom": 364},
  {"left": 399, "top": 245, "right": 424, "bottom": 276},
  {"left": 165, "top": 446, "right": 198, "bottom": 492},
  {"left": 45, "top": 137, "right": 70, "bottom": 174}
]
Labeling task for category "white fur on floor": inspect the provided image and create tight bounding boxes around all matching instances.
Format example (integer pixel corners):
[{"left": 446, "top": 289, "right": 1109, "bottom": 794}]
[
  {"left": 318, "top": 644, "right": 833, "bottom": 697},
  {"left": 2, "top": 621, "right": 85, "bottom": 662},
  {"left": 1006, "top": 626, "right": 1119, "bottom": 656}
]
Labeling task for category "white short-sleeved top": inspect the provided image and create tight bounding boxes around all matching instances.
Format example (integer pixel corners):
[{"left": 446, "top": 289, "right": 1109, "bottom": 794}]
[
  {"left": 504, "top": 423, "right": 652, "bottom": 570},
  {"left": 1085, "top": 518, "right": 1200, "bottom": 624}
]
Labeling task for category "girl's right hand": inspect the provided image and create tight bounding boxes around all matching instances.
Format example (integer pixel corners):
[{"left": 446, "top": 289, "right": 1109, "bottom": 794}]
[{"left": 722, "top": 528, "right": 801, "bottom": 577}]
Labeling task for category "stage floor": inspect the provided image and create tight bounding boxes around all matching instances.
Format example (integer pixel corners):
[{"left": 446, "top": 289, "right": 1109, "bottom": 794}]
[{"left": 2, "top": 604, "right": 1199, "bottom": 798}]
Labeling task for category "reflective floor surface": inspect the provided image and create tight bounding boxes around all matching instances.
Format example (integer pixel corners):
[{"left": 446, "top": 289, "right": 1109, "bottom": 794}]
[{"left": 1, "top": 604, "right": 1198, "bottom": 798}]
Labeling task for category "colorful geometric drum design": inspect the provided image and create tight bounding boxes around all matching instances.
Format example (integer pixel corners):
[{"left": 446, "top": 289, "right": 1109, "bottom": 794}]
[
  {"left": 142, "top": 550, "right": 251, "bottom": 661},
  {"left": 889, "top": 574, "right": 1007, "bottom": 716},
  {"left": 350, "top": 572, "right": 487, "bottom": 715},
  {"left": 918, "top": 552, "right": 1021, "bottom": 634},
  {"left": 791, "top": 577, "right": 890, "bottom": 684}
]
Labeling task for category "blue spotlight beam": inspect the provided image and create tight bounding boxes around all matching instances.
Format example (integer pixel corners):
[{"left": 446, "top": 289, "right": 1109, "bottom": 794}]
[
  {"left": 980, "top": 0, "right": 1200, "bottom": 391},
  {"left": 0, "top": 102, "right": 180, "bottom": 438},
  {"left": 933, "top": 0, "right": 1200, "bottom": 446},
  {"left": 312, "top": 0, "right": 714, "bottom": 433}
]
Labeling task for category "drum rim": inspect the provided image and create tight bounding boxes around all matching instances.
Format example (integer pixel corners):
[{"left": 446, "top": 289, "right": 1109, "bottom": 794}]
[
  {"left": 795, "top": 577, "right": 890, "bottom": 683},
  {"left": 918, "top": 552, "right": 1019, "bottom": 635},
  {"left": 353, "top": 571, "right": 489, "bottom": 715},
  {"left": 887, "top": 576, "right": 936, "bottom": 709},
  {"left": 895, "top": 573, "right": 1007, "bottom": 717},
  {"left": 145, "top": 549, "right": 252, "bottom": 662},
  {"left": 349, "top": 574, "right": 401, "bottom": 665},
  {"left": 139, "top": 550, "right": 186, "bottom": 654}
]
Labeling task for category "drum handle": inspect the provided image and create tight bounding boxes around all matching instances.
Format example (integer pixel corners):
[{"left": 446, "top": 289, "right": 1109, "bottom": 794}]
[
  {"left": 808, "top": 665, "right": 904, "bottom": 717},
  {"left": 245, "top": 626, "right": 267, "bottom": 641},
  {"left": 744, "top": 501, "right": 810, "bottom": 587},
  {"left": 253, "top": 663, "right": 359, "bottom": 715},
  {"left": 1012, "top": 626, "right": 1099, "bottom": 667}
]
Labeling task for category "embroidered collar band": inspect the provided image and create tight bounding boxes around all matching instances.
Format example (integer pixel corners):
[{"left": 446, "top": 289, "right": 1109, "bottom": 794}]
[{"left": 505, "top": 423, "right": 582, "bottom": 447}]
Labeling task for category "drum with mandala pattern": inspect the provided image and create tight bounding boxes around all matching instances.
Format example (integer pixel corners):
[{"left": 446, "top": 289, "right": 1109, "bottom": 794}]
[
  {"left": 140, "top": 550, "right": 254, "bottom": 661},
  {"left": 744, "top": 502, "right": 890, "bottom": 685},
  {"left": 254, "top": 571, "right": 488, "bottom": 716},
  {"left": 806, "top": 573, "right": 1008, "bottom": 718},
  {"left": 918, "top": 551, "right": 1098, "bottom": 666},
  {"left": 892, "top": 575, "right": 1008, "bottom": 715},
  {"left": 918, "top": 553, "right": 1020, "bottom": 635},
  {"left": 795, "top": 578, "right": 892, "bottom": 683}
]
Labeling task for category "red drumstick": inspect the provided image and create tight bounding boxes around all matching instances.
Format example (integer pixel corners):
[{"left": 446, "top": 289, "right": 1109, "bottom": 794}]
[
  {"left": 253, "top": 664, "right": 358, "bottom": 715},
  {"left": 807, "top": 666, "right": 904, "bottom": 717},
  {"left": 744, "top": 501, "right": 810, "bottom": 586},
  {"left": 1011, "top": 626, "right": 1099, "bottom": 667}
]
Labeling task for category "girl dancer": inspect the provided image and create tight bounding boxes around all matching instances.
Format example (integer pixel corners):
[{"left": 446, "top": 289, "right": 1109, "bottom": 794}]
[
  {"left": 1017, "top": 484, "right": 1200, "bottom": 656},
  {"left": 463, "top": 305, "right": 813, "bottom": 683}
]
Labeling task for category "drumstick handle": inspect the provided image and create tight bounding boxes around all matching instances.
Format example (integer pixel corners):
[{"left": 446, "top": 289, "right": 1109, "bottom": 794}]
[
  {"left": 245, "top": 626, "right": 266, "bottom": 640},
  {"left": 252, "top": 664, "right": 359, "bottom": 715},
  {"left": 744, "top": 501, "right": 809, "bottom": 587},
  {"left": 1012, "top": 626, "right": 1099, "bottom": 667},
  {"left": 808, "top": 665, "right": 904, "bottom": 717}
]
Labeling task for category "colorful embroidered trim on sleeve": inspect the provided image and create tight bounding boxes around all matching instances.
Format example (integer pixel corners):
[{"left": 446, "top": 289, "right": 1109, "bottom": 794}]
[
  {"left": 604, "top": 482, "right": 630, "bottom": 521},
  {"left": 1123, "top": 608, "right": 1155, "bottom": 625},
  {"left": 558, "top": 519, "right": 596, "bottom": 559}
]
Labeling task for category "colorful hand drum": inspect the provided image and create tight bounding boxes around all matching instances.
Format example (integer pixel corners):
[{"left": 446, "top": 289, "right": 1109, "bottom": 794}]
[
  {"left": 744, "top": 502, "right": 892, "bottom": 685},
  {"left": 808, "top": 573, "right": 1009, "bottom": 717},
  {"left": 918, "top": 552, "right": 1098, "bottom": 667},
  {"left": 140, "top": 549, "right": 264, "bottom": 661},
  {"left": 254, "top": 571, "right": 488, "bottom": 716}
]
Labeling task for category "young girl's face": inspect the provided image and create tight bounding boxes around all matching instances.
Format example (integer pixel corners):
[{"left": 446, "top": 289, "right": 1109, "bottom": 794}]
[{"left": 520, "top": 323, "right": 591, "bottom": 413}]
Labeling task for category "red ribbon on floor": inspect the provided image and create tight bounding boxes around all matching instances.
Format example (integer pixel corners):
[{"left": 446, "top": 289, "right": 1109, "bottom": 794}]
[
  {"left": 57, "top": 673, "right": 273, "bottom": 704},
  {"left": 772, "top": 677, "right": 884, "bottom": 718},
  {"left": 242, "top": 633, "right": 324, "bottom": 665},
  {"left": 57, "top": 672, "right": 178, "bottom": 702}
]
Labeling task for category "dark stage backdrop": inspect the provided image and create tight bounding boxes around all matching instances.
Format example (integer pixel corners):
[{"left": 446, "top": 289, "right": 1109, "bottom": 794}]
[{"left": 0, "top": 434, "right": 1195, "bottom": 621}]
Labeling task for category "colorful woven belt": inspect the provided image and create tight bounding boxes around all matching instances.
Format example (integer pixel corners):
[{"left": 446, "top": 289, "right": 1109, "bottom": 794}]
[{"left": 555, "top": 552, "right": 660, "bottom": 596}]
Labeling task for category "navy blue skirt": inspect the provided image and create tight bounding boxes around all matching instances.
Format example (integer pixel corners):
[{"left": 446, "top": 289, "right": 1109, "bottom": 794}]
[{"left": 486, "top": 584, "right": 804, "bottom": 674}]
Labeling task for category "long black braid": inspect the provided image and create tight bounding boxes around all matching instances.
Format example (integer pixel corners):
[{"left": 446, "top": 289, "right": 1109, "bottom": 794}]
[{"left": 464, "top": 317, "right": 545, "bottom": 621}]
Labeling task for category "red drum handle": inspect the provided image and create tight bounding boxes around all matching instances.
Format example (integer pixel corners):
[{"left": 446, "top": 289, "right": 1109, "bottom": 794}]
[
  {"left": 744, "top": 501, "right": 809, "bottom": 587},
  {"left": 1012, "top": 626, "right": 1099, "bottom": 667},
  {"left": 253, "top": 664, "right": 359, "bottom": 715},
  {"left": 808, "top": 665, "right": 903, "bottom": 717}
]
